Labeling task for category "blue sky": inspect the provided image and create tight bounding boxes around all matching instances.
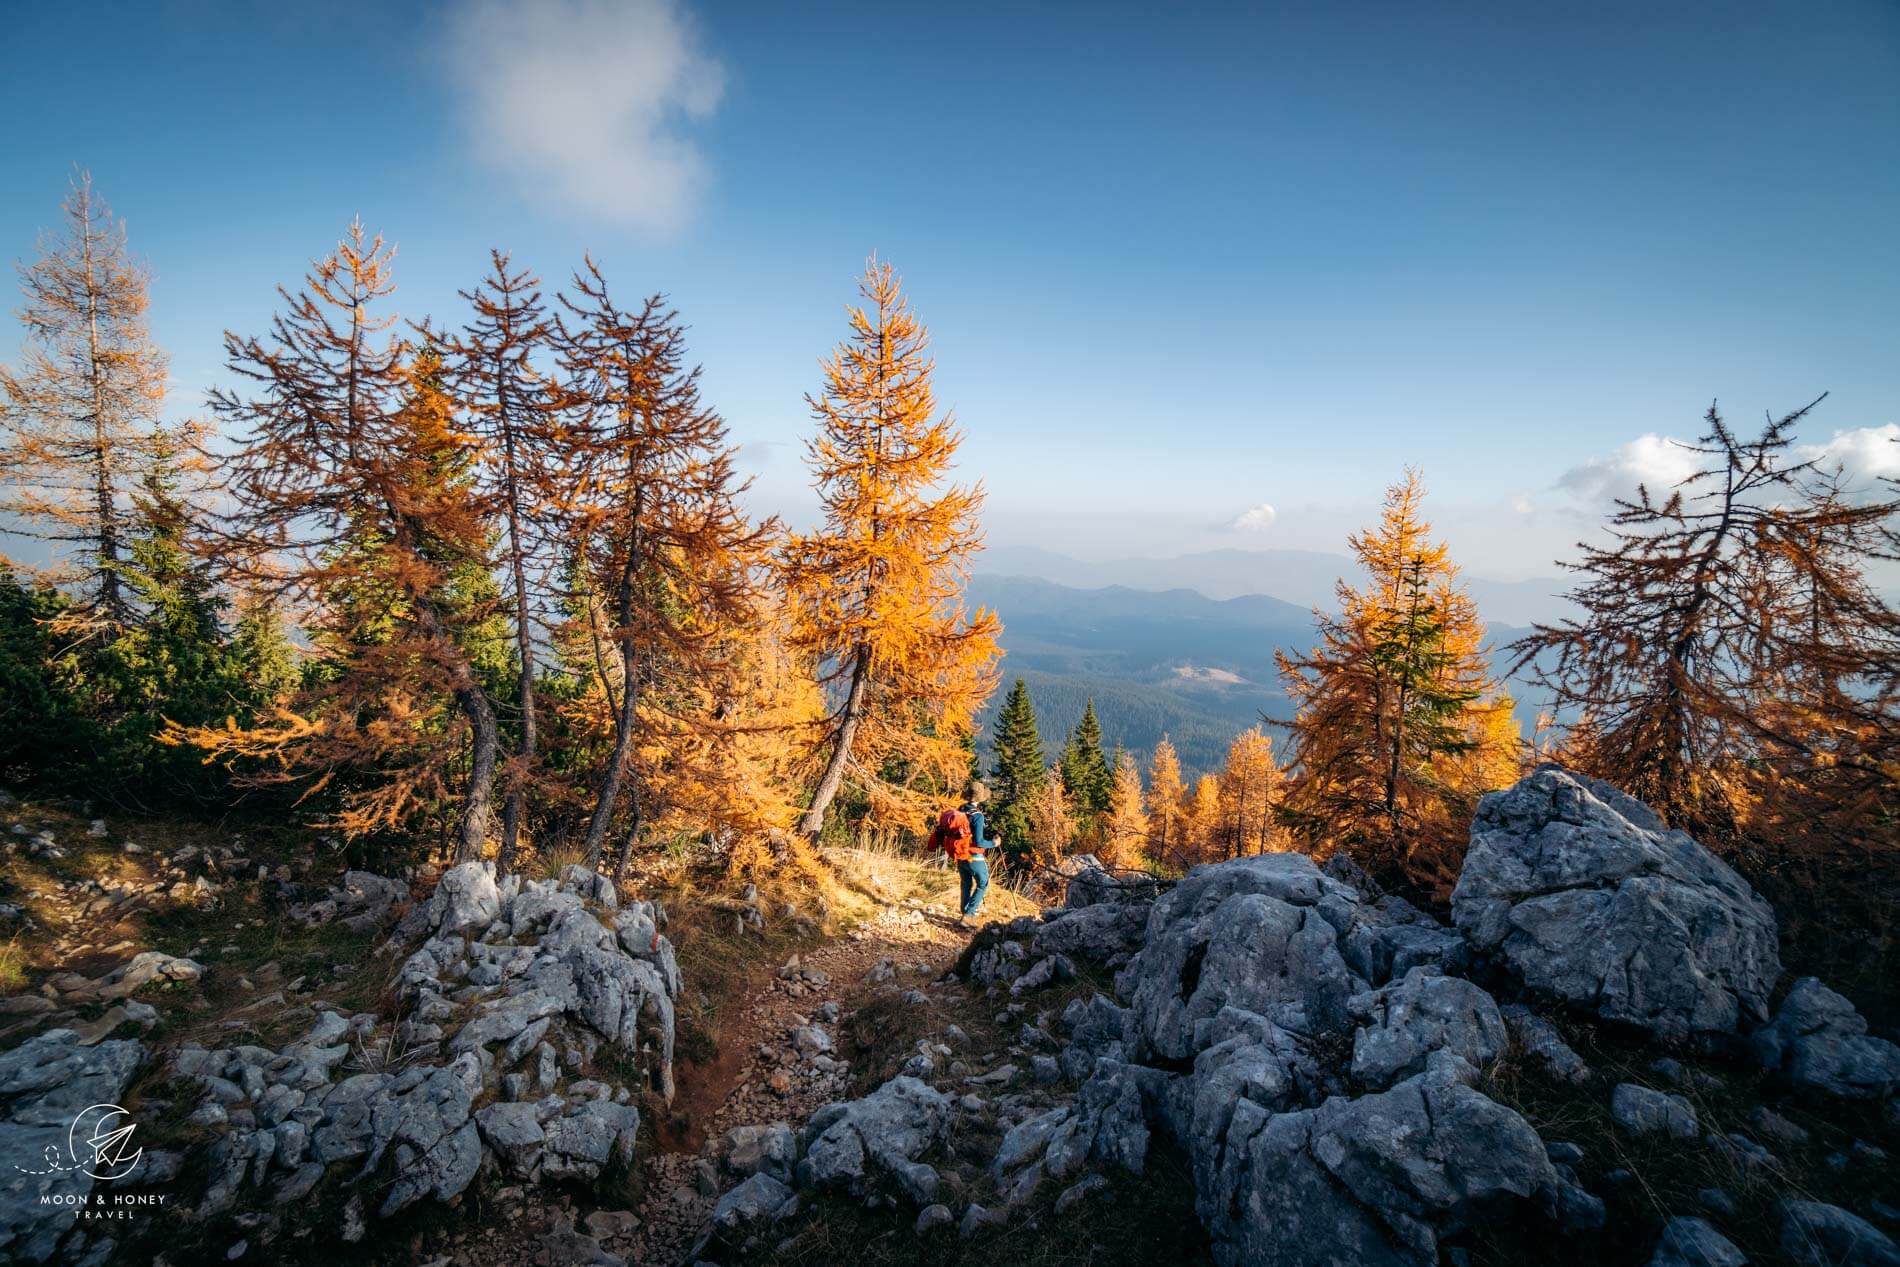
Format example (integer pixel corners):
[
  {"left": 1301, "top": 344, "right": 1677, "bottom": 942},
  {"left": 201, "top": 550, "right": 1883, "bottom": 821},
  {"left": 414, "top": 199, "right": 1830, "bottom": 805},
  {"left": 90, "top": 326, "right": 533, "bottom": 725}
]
[{"left": 2, "top": 0, "right": 1896, "bottom": 579}]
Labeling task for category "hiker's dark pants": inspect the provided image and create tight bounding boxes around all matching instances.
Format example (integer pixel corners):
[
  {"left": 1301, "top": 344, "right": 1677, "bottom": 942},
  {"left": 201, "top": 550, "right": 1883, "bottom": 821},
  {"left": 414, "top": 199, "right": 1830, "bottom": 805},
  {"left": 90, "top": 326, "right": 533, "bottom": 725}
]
[{"left": 958, "top": 856, "right": 991, "bottom": 917}]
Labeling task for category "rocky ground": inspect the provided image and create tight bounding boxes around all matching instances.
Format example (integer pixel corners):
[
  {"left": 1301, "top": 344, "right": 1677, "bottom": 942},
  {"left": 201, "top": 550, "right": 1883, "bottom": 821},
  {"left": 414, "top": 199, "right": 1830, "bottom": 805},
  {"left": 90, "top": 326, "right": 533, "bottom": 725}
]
[{"left": 3, "top": 768, "right": 1899, "bottom": 1266}]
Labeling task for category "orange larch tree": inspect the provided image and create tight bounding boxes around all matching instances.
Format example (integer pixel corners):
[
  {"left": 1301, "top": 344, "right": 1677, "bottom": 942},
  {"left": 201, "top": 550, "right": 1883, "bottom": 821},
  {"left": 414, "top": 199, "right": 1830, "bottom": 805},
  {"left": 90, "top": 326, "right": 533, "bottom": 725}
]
[
  {"left": 438, "top": 250, "right": 569, "bottom": 869},
  {"left": 0, "top": 173, "right": 166, "bottom": 624},
  {"left": 556, "top": 262, "right": 770, "bottom": 877},
  {"left": 1278, "top": 469, "right": 1513, "bottom": 882},
  {"left": 175, "top": 225, "right": 503, "bottom": 859},
  {"left": 1218, "top": 726, "right": 1283, "bottom": 858},
  {"left": 1146, "top": 735, "right": 1187, "bottom": 867},
  {"left": 782, "top": 258, "right": 1000, "bottom": 841},
  {"left": 1102, "top": 749, "right": 1149, "bottom": 869}
]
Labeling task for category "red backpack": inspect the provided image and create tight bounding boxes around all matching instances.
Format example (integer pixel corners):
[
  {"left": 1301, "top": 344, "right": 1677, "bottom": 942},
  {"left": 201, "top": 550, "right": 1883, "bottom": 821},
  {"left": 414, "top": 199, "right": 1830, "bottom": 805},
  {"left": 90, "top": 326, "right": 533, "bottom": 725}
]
[{"left": 934, "top": 808, "right": 974, "bottom": 862}]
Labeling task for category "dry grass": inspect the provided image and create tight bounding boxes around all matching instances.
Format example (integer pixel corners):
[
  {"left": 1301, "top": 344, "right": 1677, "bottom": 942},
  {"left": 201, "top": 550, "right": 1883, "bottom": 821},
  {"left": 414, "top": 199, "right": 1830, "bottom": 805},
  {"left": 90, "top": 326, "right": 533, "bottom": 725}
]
[
  {"left": 0, "top": 935, "right": 24, "bottom": 992},
  {"left": 822, "top": 839, "right": 1040, "bottom": 929}
]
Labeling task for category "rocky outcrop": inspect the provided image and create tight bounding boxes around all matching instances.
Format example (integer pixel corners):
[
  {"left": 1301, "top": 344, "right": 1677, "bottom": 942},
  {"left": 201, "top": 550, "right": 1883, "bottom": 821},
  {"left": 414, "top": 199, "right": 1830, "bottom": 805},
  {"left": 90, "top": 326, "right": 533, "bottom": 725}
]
[
  {"left": 0, "top": 1030, "right": 147, "bottom": 1263},
  {"left": 1348, "top": 967, "right": 1507, "bottom": 1091},
  {"left": 163, "top": 862, "right": 676, "bottom": 1238},
  {"left": 1452, "top": 765, "right": 1780, "bottom": 1040},
  {"left": 797, "top": 1075, "right": 952, "bottom": 1205},
  {"left": 741, "top": 768, "right": 1895, "bottom": 1267},
  {"left": 1120, "top": 853, "right": 1362, "bottom": 1061},
  {"left": 1754, "top": 977, "right": 1900, "bottom": 1101},
  {"left": 1201, "top": 1051, "right": 1557, "bottom": 1267}
]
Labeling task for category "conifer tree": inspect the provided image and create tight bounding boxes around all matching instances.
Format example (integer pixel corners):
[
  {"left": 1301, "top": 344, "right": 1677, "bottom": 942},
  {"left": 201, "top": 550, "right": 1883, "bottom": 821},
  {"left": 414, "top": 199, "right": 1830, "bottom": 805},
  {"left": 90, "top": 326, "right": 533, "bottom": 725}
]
[
  {"left": 0, "top": 174, "right": 166, "bottom": 625},
  {"left": 1103, "top": 749, "right": 1148, "bottom": 868},
  {"left": 1024, "top": 764, "right": 1074, "bottom": 865},
  {"left": 782, "top": 258, "right": 1000, "bottom": 840},
  {"left": 1277, "top": 470, "right": 1509, "bottom": 879},
  {"left": 1060, "top": 699, "right": 1111, "bottom": 815},
  {"left": 1185, "top": 773, "right": 1223, "bottom": 865},
  {"left": 1511, "top": 400, "right": 1899, "bottom": 844},
  {"left": 1218, "top": 726, "right": 1282, "bottom": 857},
  {"left": 987, "top": 676, "right": 1045, "bottom": 854},
  {"left": 556, "top": 263, "right": 768, "bottom": 876},
  {"left": 1146, "top": 735, "right": 1187, "bottom": 867},
  {"left": 173, "top": 226, "right": 503, "bottom": 859},
  {"left": 440, "top": 251, "right": 568, "bottom": 869}
]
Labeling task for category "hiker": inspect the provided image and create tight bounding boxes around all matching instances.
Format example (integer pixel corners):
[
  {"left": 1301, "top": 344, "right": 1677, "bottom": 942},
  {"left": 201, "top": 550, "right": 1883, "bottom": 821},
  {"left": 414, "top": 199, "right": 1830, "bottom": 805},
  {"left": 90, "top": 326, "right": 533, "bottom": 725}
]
[{"left": 928, "top": 781, "right": 998, "bottom": 927}]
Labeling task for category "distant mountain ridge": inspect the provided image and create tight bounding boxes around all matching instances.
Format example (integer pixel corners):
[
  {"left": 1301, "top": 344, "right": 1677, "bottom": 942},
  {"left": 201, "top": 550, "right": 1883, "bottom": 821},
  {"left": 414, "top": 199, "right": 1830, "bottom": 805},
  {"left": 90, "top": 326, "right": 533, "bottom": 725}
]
[
  {"left": 977, "top": 544, "right": 1572, "bottom": 628},
  {"left": 968, "top": 571, "right": 1552, "bottom": 777}
]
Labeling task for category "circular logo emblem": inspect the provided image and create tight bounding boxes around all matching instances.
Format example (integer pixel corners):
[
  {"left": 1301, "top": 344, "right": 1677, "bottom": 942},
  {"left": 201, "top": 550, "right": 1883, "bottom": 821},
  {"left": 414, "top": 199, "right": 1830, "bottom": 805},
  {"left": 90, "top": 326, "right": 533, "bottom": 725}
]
[{"left": 69, "top": 1103, "right": 143, "bottom": 1182}]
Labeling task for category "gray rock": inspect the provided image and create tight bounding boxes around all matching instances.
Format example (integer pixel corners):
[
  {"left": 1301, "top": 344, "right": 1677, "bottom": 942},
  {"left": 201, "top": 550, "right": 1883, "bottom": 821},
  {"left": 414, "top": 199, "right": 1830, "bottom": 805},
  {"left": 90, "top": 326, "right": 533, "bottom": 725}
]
[
  {"left": 1042, "top": 1060, "right": 1172, "bottom": 1180},
  {"left": 1755, "top": 978, "right": 1900, "bottom": 1101},
  {"left": 1500, "top": 1004, "right": 1591, "bottom": 1085},
  {"left": 716, "top": 1122, "right": 796, "bottom": 1183},
  {"left": 372, "top": 1068, "right": 481, "bottom": 1215},
  {"left": 1750, "top": 1105, "right": 1811, "bottom": 1146},
  {"left": 1010, "top": 954, "right": 1074, "bottom": 996},
  {"left": 915, "top": 1202, "right": 954, "bottom": 1233},
  {"left": 430, "top": 860, "right": 502, "bottom": 936},
  {"left": 792, "top": 1025, "right": 834, "bottom": 1058},
  {"left": 475, "top": 1100, "right": 546, "bottom": 1174},
  {"left": 1340, "top": 897, "right": 1468, "bottom": 986},
  {"left": 1348, "top": 968, "right": 1507, "bottom": 1091},
  {"left": 1033, "top": 901, "right": 1151, "bottom": 969},
  {"left": 712, "top": 1172, "right": 797, "bottom": 1234},
  {"left": 1649, "top": 1217, "right": 1746, "bottom": 1267},
  {"left": 959, "top": 1202, "right": 1001, "bottom": 1239},
  {"left": 993, "top": 1106, "right": 1072, "bottom": 1180},
  {"left": 1611, "top": 1083, "right": 1699, "bottom": 1140},
  {"left": 0, "top": 1029, "right": 145, "bottom": 1263},
  {"left": 1123, "top": 853, "right": 1361, "bottom": 1062},
  {"left": 1556, "top": 1181, "right": 1607, "bottom": 1232},
  {"left": 1197, "top": 1050, "right": 1557, "bottom": 1267},
  {"left": 797, "top": 1076, "right": 952, "bottom": 1203},
  {"left": 1175, "top": 1010, "right": 1325, "bottom": 1196},
  {"left": 1062, "top": 854, "right": 1160, "bottom": 907},
  {"left": 543, "top": 1099, "right": 640, "bottom": 1180},
  {"left": 1054, "top": 1172, "right": 1111, "bottom": 1214},
  {"left": 1781, "top": 1200, "right": 1900, "bottom": 1267},
  {"left": 1452, "top": 766, "right": 1780, "bottom": 1039},
  {"left": 1059, "top": 993, "right": 1131, "bottom": 1082}
]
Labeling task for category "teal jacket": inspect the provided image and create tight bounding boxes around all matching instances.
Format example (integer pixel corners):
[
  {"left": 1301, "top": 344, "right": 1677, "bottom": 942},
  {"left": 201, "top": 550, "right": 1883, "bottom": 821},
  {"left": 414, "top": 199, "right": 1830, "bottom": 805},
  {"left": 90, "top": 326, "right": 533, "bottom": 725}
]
[{"left": 961, "top": 804, "right": 992, "bottom": 854}]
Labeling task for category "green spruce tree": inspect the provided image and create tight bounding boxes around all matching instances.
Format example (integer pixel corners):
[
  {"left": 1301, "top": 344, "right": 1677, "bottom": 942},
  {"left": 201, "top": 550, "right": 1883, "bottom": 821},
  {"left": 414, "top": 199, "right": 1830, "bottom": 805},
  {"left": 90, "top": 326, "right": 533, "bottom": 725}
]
[
  {"left": 1061, "top": 698, "right": 1111, "bottom": 815},
  {"left": 987, "top": 677, "right": 1045, "bottom": 853}
]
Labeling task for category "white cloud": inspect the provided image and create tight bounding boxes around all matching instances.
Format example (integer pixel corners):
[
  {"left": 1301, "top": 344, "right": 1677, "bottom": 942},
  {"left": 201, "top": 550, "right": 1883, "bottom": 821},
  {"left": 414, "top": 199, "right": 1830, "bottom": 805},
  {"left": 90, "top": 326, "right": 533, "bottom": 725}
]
[
  {"left": 1509, "top": 494, "right": 1535, "bottom": 514},
  {"left": 1798, "top": 424, "right": 1900, "bottom": 494},
  {"left": 1557, "top": 433, "right": 1704, "bottom": 501},
  {"left": 1558, "top": 424, "right": 1900, "bottom": 505},
  {"left": 442, "top": 0, "right": 724, "bottom": 233},
  {"left": 1230, "top": 503, "right": 1278, "bottom": 531}
]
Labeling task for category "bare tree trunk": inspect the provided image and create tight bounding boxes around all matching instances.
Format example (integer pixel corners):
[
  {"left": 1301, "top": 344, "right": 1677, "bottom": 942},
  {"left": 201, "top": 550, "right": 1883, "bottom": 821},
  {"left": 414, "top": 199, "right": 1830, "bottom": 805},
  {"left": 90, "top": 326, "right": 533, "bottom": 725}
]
[
  {"left": 583, "top": 520, "right": 641, "bottom": 869},
  {"left": 78, "top": 195, "right": 124, "bottom": 624},
  {"left": 497, "top": 435, "right": 537, "bottom": 871},
  {"left": 452, "top": 679, "right": 500, "bottom": 862},
  {"left": 611, "top": 785, "right": 643, "bottom": 881},
  {"left": 798, "top": 644, "right": 870, "bottom": 839}
]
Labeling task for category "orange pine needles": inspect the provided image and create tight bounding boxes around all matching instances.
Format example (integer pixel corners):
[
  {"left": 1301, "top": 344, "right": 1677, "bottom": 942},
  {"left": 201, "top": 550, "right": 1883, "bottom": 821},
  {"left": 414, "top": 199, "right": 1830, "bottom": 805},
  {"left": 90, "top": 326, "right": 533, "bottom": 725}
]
[
  {"left": 782, "top": 258, "right": 1001, "bottom": 840},
  {"left": 0, "top": 173, "right": 167, "bottom": 625},
  {"left": 1278, "top": 469, "right": 1520, "bottom": 883},
  {"left": 168, "top": 225, "right": 503, "bottom": 859}
]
